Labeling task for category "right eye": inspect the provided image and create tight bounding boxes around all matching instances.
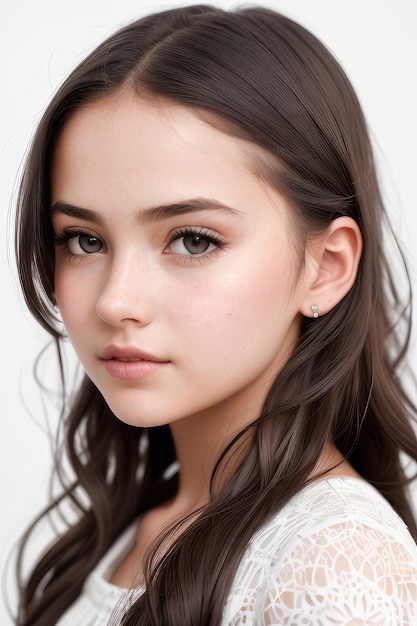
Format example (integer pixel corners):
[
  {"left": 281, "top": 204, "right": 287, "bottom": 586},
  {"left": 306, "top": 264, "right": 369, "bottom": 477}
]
[
  {"left": 54, "top": 230, "right": 105, "bottom": 256},
  {"left": 68, "top": 234, "right": 103, "bottom": 255}
]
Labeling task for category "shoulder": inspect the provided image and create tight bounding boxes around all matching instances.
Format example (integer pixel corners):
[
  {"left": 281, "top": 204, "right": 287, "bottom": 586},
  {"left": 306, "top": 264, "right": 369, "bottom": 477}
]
[
  {"left": 252, "top": 476, "right": 417, "bottom": 556},
  {"left": 223, "top": 477, "right": 417, "bottom": 625}
]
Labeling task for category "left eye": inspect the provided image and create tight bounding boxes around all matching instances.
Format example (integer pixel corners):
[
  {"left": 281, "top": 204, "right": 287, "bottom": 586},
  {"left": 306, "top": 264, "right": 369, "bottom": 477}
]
[
  {"left": 68, "top": 234, "right": 103, "bottom": 254},
  {"left": 169, "top": 234, "right": 216, "bottom": 255}
]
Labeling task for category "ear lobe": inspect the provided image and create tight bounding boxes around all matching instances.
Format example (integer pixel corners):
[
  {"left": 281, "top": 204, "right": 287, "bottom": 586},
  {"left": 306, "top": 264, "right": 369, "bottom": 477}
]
[{"left": 300, "top": 217, "right": 362, "bottom": 318}]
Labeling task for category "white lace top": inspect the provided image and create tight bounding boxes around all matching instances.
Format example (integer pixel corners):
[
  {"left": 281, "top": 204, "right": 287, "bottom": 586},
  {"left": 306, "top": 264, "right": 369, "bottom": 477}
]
[{"left": 56, "top": 477, "right": 417, "bottom": 625}]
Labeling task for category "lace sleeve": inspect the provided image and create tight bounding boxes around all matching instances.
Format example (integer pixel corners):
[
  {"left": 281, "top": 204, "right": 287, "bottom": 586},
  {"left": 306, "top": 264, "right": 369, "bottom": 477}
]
[{"left": 262, "top": 520, "right": 417, "bottom": 625}]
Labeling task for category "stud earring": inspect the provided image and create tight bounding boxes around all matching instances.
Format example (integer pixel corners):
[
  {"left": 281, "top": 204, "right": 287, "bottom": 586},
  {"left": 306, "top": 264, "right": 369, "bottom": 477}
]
[{"left": 311, "top": 304, "right": 319, "bottom": 318}]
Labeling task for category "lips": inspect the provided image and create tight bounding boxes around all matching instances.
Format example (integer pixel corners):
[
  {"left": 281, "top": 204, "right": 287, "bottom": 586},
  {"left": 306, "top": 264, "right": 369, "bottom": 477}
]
[
  {"left": 100, "top": 345, "right": 169, "bottom": 380},
  {"left": 101, "top": 345, "right": 168, "bottom": 363}
]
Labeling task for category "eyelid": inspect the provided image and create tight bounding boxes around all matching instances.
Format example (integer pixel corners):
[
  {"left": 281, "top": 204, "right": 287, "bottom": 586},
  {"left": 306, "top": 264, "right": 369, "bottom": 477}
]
[
  {"left": 54, "top": 227, "right": 106, "bottom": 256},
  {"left": 54, "top": 226, "right": 101, "bottom": 241},
  {"left": 164, "top": 226, "right": 228, "bottom": 256}
]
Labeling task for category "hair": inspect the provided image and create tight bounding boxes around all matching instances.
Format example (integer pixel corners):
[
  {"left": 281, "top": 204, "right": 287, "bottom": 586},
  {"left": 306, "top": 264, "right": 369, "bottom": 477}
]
[{"left": 14, "top": 4, "right": 417, "bottom": 625}]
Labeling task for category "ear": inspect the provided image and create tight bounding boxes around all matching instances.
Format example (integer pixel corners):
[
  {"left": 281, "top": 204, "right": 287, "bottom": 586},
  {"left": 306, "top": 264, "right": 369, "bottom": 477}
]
[{"left": 300, "top": 217, "right": 362, "bottom": 318}]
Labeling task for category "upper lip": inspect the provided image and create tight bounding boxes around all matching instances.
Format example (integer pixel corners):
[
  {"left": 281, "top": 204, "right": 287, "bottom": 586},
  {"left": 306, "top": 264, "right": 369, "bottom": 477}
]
[{"left": 101, "top": 345, "right": 168, "bottom": 362}]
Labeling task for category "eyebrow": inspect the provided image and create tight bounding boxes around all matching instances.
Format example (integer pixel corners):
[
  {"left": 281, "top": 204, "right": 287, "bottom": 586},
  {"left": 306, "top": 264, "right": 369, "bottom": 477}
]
[{"left": 50, "top": 198, "right": 242, "bottom": 226}]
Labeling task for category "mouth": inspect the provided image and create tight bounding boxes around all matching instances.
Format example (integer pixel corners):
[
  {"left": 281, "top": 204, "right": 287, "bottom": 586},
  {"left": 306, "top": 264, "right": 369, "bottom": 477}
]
[
  {"left": 100, "top": 345, "right": 170, "bottom": 380},
  {"left": 112, "top": 357, "right": 145, "bottom": 362},
  {"left": 101, "top": 345, "right": 168, "bottom": 363}
]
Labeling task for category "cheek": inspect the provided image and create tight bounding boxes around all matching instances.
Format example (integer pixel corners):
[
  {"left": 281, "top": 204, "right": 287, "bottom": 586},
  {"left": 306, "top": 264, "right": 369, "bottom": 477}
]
[
  {"left": 170, "top": 258, "right": 297, "bottom": 349},
  {"left": 54, "top": 266, "right": 91, "bottom": 330}
]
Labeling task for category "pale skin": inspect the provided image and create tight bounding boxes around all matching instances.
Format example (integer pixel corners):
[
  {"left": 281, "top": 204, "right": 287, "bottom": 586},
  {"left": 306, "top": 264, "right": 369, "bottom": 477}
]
[{"left": 50, "top": 91, "right": 362, "bottom": 588}]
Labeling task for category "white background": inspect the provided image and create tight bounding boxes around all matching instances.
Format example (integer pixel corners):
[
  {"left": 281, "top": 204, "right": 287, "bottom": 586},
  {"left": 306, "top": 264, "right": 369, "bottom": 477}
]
[{"left": 1, "top": 0, "right": 416, "bottom": 623}]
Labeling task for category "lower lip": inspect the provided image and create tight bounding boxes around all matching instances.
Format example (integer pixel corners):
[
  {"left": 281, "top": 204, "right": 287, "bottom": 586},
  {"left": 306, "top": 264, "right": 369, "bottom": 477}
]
[{"left": 102, "top": 359, "right": 168, "bottom": 380}]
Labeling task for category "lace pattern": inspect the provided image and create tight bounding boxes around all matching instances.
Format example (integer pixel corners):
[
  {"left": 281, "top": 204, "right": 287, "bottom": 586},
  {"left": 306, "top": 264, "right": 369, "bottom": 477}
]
[
  {"left": 223, "top": 478, "right": 417, "bottom": 625},
  {"left": 56, "top": 477, "right": 417, "bottom": 625}
]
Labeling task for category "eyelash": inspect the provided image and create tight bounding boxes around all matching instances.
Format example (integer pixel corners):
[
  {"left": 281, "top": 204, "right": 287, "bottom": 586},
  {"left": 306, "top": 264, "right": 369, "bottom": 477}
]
[
  {"left": 165, "top": 227, "right": 228, "bottom": 262},
  {"left": 54, "top": 228, "right": 104, "bottom": 258},
  {"left": 53, "top": 226, "right": 228, "bottom": 262}
]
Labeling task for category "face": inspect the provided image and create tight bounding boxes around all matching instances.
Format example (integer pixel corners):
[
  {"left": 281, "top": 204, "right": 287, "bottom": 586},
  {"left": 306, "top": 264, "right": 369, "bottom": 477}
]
[{"left": 51, "top": 93, "right": 312, "bottom": 433}]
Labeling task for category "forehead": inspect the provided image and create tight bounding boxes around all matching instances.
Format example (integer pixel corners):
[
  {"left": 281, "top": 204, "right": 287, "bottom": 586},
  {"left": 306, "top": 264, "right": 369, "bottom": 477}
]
[
  {"left": 50, "top": 92, "right": 292, "bottom": 228},
  {"left": 54, "top": 92, "right": 248, "bottom": 168}
]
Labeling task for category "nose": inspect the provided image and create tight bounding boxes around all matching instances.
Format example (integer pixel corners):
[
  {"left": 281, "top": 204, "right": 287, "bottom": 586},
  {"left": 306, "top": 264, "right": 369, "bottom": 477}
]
[{"left": 95, "top": 252, "right": 155, "bottom": 327}]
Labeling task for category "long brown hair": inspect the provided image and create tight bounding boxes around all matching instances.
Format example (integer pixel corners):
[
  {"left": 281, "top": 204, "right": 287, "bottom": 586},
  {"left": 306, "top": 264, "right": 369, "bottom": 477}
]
[{"left": 14, "top": 5, "right": 417, "bottom": 625}]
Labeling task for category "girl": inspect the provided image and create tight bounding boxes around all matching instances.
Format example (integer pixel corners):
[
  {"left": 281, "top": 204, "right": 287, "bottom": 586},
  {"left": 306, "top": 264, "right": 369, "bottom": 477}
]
[{"left": 14, "top": 4, "right": 417, "bottom": 625}]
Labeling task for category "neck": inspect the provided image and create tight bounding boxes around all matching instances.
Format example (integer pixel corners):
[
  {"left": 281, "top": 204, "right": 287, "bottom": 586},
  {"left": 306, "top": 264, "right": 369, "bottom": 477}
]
[
  {"left": 167, "top": 399, "right": 258, "bottom": 515},
  {"left": 167, "top": 418, "right": 356, "bottom": 517}
]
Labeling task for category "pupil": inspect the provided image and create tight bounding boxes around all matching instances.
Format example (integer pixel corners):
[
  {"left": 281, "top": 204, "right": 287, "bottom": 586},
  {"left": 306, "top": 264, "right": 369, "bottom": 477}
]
[
  {"left": 184, "top": 234, "right": 209, "bottom": 254},
  {"left": 80, "top": 235, "right": 101, "bottom": 253}
]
